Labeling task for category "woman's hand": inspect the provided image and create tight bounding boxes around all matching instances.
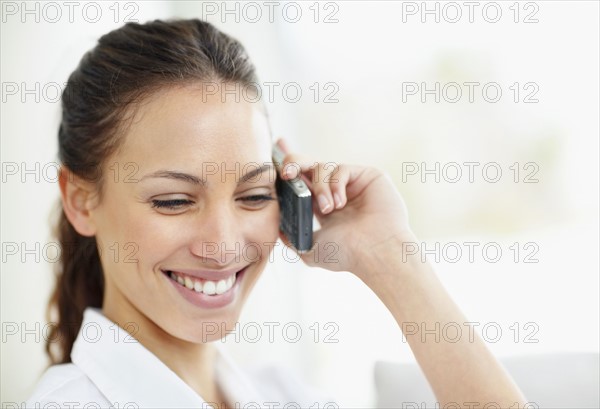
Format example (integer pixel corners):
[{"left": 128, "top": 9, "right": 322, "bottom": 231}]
[
  {"left": 275, "top": 138, "right": 415, "bottom": 281},
  {"left": 275, "top": 138, "right": 528, "bottom": 406}
]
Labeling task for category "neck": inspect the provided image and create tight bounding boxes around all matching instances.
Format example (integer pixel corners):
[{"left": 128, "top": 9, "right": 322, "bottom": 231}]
[{"left": 102, "top": 294, "right": 222, "bottom": 404}]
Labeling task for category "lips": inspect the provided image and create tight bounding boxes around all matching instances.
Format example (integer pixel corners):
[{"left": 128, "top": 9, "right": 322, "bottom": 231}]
[{"left": 162, "top": 265, "right": 249, "bottom": 309}]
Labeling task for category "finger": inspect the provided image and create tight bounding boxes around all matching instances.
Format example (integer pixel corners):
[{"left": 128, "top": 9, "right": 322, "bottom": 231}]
[
  {"left": 309, "top": 161, "right": 339, "bottom": 215},
  {"left": 276, "top": 137, "right": 291, "bottom": 154},
  {"left": 274, "top": 137, "right": 302, "bottom": 179},
  {"left": 275, "top": 138, "right": 320, "bottom": 182},
  {"left": 327, "top": 163, "right": 350, "bottom": 209},
  {"left": 275, "top": 139, "right": 353, "bottom": 212},
  {"left": 313, "top": 164, "right": 367, "bottom": 212},
  {"left": 281, "top": 153, "right": 315, "bottom": 180}
]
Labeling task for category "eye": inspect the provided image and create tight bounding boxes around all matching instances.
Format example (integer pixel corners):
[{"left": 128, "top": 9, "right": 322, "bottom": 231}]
[
  {"left": 238, "top": 194, "right": 276, "bottom": 208},
  {"left": 151, "top": 198, "right": 194, "bottom": 210}
]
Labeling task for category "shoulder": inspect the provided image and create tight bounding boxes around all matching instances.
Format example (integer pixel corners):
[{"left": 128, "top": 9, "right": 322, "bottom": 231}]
[
  {"left": 25, "top": 363, "right": 111, "bottom": 407},
  {"left": 248, "top": 364, "right": 337, "bottom": 407}
]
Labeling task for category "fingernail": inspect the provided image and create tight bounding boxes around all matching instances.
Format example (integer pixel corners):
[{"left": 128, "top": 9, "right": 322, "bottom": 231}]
[
  {"left": 333, "top": 193, "right": 342, "bottom": 209},
  {"left": 318, "top": 194, "right": 331, "bottom": 213},
  {"left": 284, "top": 165, "right": 294, "bottom": 178}
]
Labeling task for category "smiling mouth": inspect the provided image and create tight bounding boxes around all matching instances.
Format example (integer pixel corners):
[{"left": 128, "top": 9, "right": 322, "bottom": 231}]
[{"left": 162, "top": 269, "right": 241, "bottom": 296}]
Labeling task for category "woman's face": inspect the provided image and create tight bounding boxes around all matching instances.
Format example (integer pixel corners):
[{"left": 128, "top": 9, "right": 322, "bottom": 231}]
[{"left": 87, "top": 83, "right": 279, "bottom": 343}]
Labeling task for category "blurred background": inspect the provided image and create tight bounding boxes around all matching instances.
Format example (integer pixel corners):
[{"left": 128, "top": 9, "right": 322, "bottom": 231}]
[{"left": 2, "top": 1, "right": 598, "bottom": 407}]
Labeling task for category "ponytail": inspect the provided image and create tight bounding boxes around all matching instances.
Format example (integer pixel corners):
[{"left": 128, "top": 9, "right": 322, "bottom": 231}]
[{"left": 46, "top": 209, "right": 103, "bottom": 364}]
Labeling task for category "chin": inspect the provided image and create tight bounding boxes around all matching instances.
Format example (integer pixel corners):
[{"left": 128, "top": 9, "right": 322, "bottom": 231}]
[{"left": 152, "top": 263, "right": 264, "bottom": 343}]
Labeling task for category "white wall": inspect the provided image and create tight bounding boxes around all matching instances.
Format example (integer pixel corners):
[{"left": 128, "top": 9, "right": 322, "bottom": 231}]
[
  {"left": 2, "top": 1, "right": 599, "bottom": 407},
  {"left": 0, "top": 1, "right": 173, "bottom": 402}
]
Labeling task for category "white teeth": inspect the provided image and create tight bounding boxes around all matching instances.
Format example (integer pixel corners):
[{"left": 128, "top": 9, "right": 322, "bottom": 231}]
[
  {"left": 193, "top": 280, "right": 203, "bottom": 292},
  {"left": 169, "top": 270, "right": 240, "bottom": 295},
  {"left": 215, "top": 279, "right": 227, "bottom": 295},
  {"left": 203, "top": 280, "right": 216, "bottom": 295}
]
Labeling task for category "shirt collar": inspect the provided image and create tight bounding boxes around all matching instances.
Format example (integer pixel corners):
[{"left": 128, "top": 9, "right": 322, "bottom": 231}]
[
  {"left": 72, "top": 307, "right": 265, "bottom": 408},
  {"left": 213, "top": 341, "right": 265, "bottom": 406}
]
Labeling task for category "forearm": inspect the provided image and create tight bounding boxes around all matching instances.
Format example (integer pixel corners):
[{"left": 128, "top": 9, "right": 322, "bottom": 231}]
[{"left": 360, "top": 234, "right": 527, "bottom": 407}]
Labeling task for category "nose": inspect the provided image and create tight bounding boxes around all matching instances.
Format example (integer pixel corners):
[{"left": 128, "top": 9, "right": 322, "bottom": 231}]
[{"left": 188, "top": 202, "right": 244, "bottom": 266}]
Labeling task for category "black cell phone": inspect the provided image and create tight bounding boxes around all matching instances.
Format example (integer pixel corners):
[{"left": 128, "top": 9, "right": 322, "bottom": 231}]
[{"left": 272, "top": 144, "right": 313, "bottom": 253}]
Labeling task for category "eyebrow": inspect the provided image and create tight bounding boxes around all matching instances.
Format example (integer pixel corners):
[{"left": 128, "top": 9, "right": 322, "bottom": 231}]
[
  {"left": 140, "top": 170, "right": 205, "bottom": 185},
  {"left": 239, "top": 164, "right": 274, "bottom": 184},
  {"left": 140, "top": 163, "right": 274, "bottom": 186}
]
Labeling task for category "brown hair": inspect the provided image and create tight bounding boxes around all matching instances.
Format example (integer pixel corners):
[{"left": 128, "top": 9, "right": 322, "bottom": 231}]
[{"left": 47, "top": 19, "right": 260, "bottom": 364}]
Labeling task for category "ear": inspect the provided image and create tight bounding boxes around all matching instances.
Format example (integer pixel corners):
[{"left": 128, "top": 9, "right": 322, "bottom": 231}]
[{"left": 58, "top": 166, "right": 98, "bottom": 237}]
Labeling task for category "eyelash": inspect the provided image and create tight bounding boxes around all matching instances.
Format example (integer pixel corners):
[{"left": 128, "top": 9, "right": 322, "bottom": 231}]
[
  {"left": 151, "top": 199, "right": 194, "bottom": 209},
  {"left": 151, "top": 195, "right": 276, "bottom": 210},
  {"left": 242, "top": 194, "right": 276, "bottom": 203}
]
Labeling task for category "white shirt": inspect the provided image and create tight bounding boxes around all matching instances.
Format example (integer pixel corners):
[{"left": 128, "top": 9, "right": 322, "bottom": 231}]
[{"left": 26, "top": 307, "right": 336, "bottom": 408}]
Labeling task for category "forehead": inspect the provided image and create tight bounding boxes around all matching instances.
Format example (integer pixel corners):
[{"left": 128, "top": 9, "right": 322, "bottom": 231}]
[{"left": 116, "top": 83, "right": 272, "bottom": 164}]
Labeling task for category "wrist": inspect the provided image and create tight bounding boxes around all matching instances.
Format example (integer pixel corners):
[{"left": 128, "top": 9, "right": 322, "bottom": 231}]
[
  {"left": 351, "top": 231, "right": 443, "bottom": 327},
  {"left": 354, "top": 230, "right": 434, "bottom": 290}
]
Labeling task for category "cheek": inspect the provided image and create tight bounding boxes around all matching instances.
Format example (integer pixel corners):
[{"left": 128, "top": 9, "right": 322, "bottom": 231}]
[
  {"left": 224, "top": 205, "right": 280, "bottom": 270},
  {"left": 92, "top": 194, "right": 172, "bottom": 273},
  {"left": 249, "top": 205, "right": 281, "bottom": 252},
  {"left": 237, "top": 207, "right": 280, "bottom": 296},
  {"left": 92, "top": 203, "right": 135, "bottom": 260}
]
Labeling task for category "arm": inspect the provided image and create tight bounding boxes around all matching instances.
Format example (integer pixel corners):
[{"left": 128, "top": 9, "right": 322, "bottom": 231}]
[
  {"left": 276, "top": 139, "right": 527, "bottom": 406},
  {"left": 362, "top": 233, "right": 527, "bottom": 406}
]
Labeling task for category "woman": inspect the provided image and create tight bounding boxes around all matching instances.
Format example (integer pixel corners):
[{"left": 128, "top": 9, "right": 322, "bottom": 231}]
[{"left": 27, "top": 19, "right": 526, "bottom": 408}]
